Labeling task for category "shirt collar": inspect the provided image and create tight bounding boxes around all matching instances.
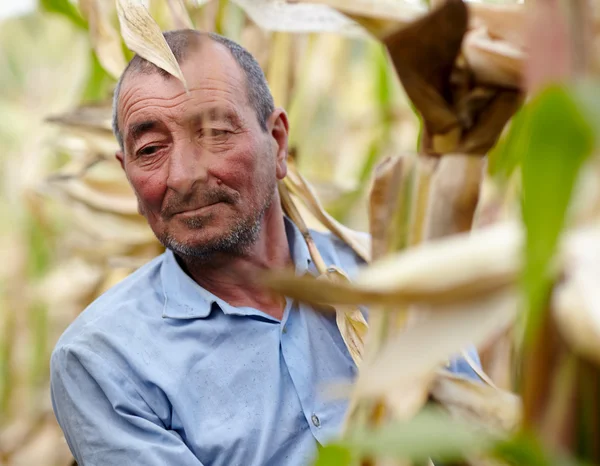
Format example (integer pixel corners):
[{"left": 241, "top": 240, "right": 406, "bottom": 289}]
[{"left": 161, "top": 216, "right": 313, "bottom": 320}]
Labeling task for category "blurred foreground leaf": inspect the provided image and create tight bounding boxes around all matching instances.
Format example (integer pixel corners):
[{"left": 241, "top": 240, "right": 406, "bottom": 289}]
[
  {"left": 40, "top": 0, "right": 87, "bottom": 29},
  {"left": 79, "top": 0, "right": 127, "bottom": 79},
  {"left": 521, "top": 85, "right": 594, "bottom": 342},
  {"left": 313, "top": 444, "right": 353, "bottom": 466},
  {"left": 315, "top": 408, "right": 492, "bottom": 465}
]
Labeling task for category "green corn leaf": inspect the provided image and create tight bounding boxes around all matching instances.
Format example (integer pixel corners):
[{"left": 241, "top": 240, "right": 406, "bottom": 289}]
[
  {"left": 313, "top": 444, "right": 354, "bottom": 466},
  {"left": 39, "top": 0, "right": 87, "bottom": 29},
  {"left": 521, "top": 85, "right": 594, "bottom": 343},
  {"left": 318, "top": 407, "right": 492, "bottom": 464}
]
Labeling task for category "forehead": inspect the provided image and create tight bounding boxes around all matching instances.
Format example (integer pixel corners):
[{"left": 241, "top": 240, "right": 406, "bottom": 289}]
[{"left": 118, "top": 40, "right": 249, "bottom": 129}]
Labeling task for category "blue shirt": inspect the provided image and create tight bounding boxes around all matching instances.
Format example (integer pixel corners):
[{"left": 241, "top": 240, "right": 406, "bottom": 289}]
[{"left": 51, "top": 218, "right": 480, "bottom": 466}]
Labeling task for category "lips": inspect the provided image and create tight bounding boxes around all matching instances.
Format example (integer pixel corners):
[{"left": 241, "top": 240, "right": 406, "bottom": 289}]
[{"left": 175, "top": 202, "right": 220, "bottom": 217}]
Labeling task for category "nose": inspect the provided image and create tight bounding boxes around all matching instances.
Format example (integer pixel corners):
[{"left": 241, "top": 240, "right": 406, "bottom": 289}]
[{"left": 166, "top": 139, "right": 207, "bottom": 195}]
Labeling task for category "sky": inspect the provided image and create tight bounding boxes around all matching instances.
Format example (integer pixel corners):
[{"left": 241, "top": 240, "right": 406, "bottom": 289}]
[{"left": 0, "top": 0, "right": 36, "bottom": 20}]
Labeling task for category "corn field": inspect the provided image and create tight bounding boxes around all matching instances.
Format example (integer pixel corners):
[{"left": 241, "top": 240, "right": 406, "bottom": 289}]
[{"left": 1, "top": 0, "right": 600, "bottom": 465}]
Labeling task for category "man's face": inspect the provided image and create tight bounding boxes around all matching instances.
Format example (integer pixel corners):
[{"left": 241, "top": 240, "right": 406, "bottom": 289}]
[{"left": 117, "top": 40, "right": 287, "bottom": 259}]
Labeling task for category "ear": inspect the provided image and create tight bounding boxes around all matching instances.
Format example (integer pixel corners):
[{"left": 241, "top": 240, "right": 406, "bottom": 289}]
[
  {"left": 267, "top": 108, "right": 289, "bottom": 180},
  {"left": 116, "top": 150, "right": 125, "bottom": 170}
]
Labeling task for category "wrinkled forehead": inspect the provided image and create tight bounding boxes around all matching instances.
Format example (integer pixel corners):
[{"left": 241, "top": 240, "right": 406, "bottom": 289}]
[{"left": 117, "top": 39, "right": 249, "bottom": 127}]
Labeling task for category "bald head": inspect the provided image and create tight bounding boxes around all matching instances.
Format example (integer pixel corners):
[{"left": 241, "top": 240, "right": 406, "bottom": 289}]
[{"left": 112, "top": 30, "right": 274, "bottom": 150}]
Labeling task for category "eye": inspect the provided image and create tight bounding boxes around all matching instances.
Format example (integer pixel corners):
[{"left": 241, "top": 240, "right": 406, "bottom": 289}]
[
  {"left": 137, "top": 145, "right": 161, "bottom": 157},
  {"left": 211, "top": 129, "right": 230, "bottom": 136}
]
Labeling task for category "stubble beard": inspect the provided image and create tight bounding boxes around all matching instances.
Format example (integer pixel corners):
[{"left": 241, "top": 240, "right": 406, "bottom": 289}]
[{"left": 157, "top": 182, "right": 276, "bottom": 263}]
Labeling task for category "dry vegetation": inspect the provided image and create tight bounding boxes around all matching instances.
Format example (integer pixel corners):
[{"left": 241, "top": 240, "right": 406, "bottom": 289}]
[{"left": 1, "top": 0, "right": 600, "bottom": 465}]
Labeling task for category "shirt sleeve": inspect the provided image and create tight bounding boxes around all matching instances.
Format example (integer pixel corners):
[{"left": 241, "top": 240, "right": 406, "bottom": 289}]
[{"left": 50, "top": 344, "right": 204, "bottom": 466}]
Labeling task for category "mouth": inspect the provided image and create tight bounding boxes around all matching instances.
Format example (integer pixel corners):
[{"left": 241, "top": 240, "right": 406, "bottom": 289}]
[{"left": 175, "top": 202, "right": 221, "bottom": 218}]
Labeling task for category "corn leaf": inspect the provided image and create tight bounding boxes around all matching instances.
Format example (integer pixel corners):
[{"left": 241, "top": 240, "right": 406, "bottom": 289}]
[
  {"left": 79, "top": 0, "right": 127, "bottom": 79},
  {"left": 116, "top": 0, "right": 188, "bottom": 89},
  {"left": 40, "top": 0, "right": 87, "bottom": 29},
  {"left": 313, "top": 445, "right": 353, "bottom": 466},
  {"left": 355, "top": 288, "right": 518, "bottom": 400},
  {"left": 323, "top": 407, "right": 493, "bottom": 463},
  {"left": 521, "top": 85, "right": 594, "bottom": 343},
  {"left": 552, "top": 226, "right": 600, "bottom": 366},
  {"left": 294, "top": 0, "right": 426, "bottom": 39},
  {"left": 431, "top": 371, "right": 522, "bottom": 433},
  {"left": 166, "top": 0, "right": 194, "bottom": 29},
  {"left": 285, "top": 164, "right": 370, "bottom": 263},
  {"left": 230, "top": 0, "right": 362, "bottom": 35},
  {"left": 383, "top": 0, "right": 466, "bottom": 136},
  {"left": 423, "top": 155, "right": 483, "bottom": 240},
  {"left": 263, "top": 222, "right": 522, "bottom": 307}
]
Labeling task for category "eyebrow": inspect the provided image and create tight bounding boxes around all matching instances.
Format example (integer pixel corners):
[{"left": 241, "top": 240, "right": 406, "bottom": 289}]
[{"left": 126, "top": 120, "right": 159, "bottom": 149}]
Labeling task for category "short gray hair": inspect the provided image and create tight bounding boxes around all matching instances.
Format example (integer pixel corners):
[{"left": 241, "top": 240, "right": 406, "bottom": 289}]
[{"left": 112, "top": 30, "right": 275, "bottom": 150}]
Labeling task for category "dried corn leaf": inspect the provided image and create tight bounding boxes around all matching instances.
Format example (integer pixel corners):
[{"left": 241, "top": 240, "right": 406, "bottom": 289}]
[
  {"left": 463, "top": 27, "right": 524, "bottom": 89},
  {"left": 230, "top": 0, "right": 363, "bottom": 35},
  {"left": 458, "top": 89, "right": 523, "bottom": 155},
  {"left": 166, "top": 0, "right": 194, "bottom": 29},
  {"left": 355, "top": 287, "right": 518, "bottom": 400},
  {"left": 369, "top": 154, "right": 414, "bottom": 259},
  {"left": 48, "top": 178, "right": 138, "bottom": 214},
  {"left": 384, "top": 0, "right": 467, "bottom": 135},
  {"left": 423, "top": 154, "right": 484, "bottom": 240},
  {"left": 285, "top": 164, "right": 370, "bottom": 263},
  {"left": 280, "top": 180, "right": 368, "bottom": 365},
  {"left": 116, "top": 0, "right": 188, "bottom": 89},
  {"left": 324, "top": 266, "right": 369, "bottom": 366},
  {"left": 278, "top": 180, "right": 328, "bottom": 273},
  {"left": 468, "top": 2, "right": 525, "bottom": 49},
  {"left": 553, "top": 226, "right": 600, "bottom": 366},
  {"left": 264, "top": 222, "right": 522, "bottom": 307},
  {"left": 431, "top": 371, "right": 522, "bottom": 433},
  {"left": 294, "top": 0, "right": 426, "bottom": 38},
  {"left": 79, "top": 0, "right": 127, "bottom": 79},
  {"left": 46, "top": 104, "right": 113, "bottom": 133}
]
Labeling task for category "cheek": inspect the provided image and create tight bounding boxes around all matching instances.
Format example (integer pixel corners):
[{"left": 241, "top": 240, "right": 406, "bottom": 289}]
[
  {"left": 127, "top": 169, "right": 167, "bottom": 211},
  {"left": 212, "top": 138, "right": 273, "bottom": 194}
]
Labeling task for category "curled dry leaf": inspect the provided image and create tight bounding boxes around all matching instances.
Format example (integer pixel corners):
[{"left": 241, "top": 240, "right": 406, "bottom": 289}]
[
  {"left": 263, "top": 222, "right": 523, "bottom": 307},
  {"left": 458, "top": 89, "right": 523, "bottom": 155},
  {"left": 384, "top": 0, "right": 467, "bottom": 135},
  {"left": 431, "top": 371, "right": 522, "bottom": 433},
  {"left": 355, "top": 287, "right": 519, "bottom": 401},
  {"left": 116, "top": 0, "right": 188, "bottom": 89},
  {"left": 79, "top": 0, "right": 127, "bottom": 79}
]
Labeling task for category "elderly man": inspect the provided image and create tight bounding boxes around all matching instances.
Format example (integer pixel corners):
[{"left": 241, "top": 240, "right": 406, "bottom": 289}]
[{"left": 51, "top": 30, "right": 480, "bottom": 466}]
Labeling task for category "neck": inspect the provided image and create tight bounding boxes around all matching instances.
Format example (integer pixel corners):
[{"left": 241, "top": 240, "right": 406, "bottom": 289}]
[{"left": 177, "top": 201, "right": 291, "bottom": 320}]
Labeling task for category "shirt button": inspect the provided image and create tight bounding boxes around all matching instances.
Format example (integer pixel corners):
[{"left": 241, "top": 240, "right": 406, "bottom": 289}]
[
  {"left": 311, "top": 414, "right": 321, "bottom": 428},
  {"left": 282, "top": 325, "right": 287, "bottom": 334}
]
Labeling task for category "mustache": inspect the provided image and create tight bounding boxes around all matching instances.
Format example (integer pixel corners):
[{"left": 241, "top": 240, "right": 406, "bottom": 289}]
[{"left": 162, "top": 187, "right": 236, "bottom": 218}]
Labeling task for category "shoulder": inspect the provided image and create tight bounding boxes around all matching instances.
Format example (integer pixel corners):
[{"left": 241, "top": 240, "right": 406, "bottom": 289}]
[{"left": 52, "top": 253, "right": 167, "bottom": 359}]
